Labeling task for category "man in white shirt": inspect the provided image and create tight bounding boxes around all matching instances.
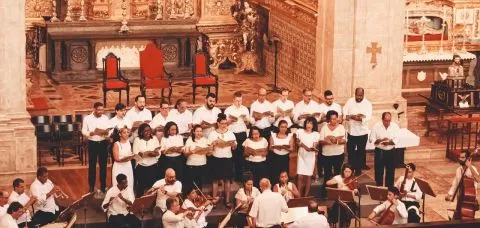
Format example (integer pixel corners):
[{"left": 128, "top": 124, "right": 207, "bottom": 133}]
[
  {"left": 109, "top": 103, "right": 132, "bottom": 132},
  {"left": 0, "top": 202, "right": 24, "bottom": 228},
  {"left": 148, "top": 168, "right": 182, "bottom": 223},
  {"left": 9, "top": 178, "right": 37, "bottom": 227},
  {"left": 126, "top": 95, "right": 153, "bottom": 142},
  {"left": 102, "top": 174, "right": 140, "bottom": 228},
  {"left": 368, "top": 187, "right": 408, "bottom": 225},
  {"left": 369, "top": 112, "right": 399, "bottom": 187},
  {"left": 150, "top": 100, "right": 174, "bottom": 139},
  {"left": 394, "top": 163, "right": 422, "bottom": 223},
  {"left": 192, "top": 93, "right": 221, "bottom": 138},
  {"left": 272, "top": 89, "right": 294, "bottom": 129},
  {"left": 288, "top": 200, "right": 329, "bottom": 228},
  {"left": 249, "top": 178, "right": 288, "bottom": 228},
  {"left": 0, "top": 191, "right": 9, "bottom": 216},
  {"left": 250, "top": 88, "right": 275, "bottom": 140},
  {"left": 82, "top": 102, "right": 111, "bottom": 193},
  {"left": 162, "top": 197, "right": 193, "bottom": 228},
  {"left": 170, "top": 99, "right": 193, "bottom": 140},
  {"left": 293, "top": 89, "right": 322, "bottom": 128},
  {"left": 225, "top": 91, "right": 250, "bottom": 181},
  {"left": 319, "top": 90, "right": 343, "bottom": 123},
  {"left": 343, "top": 87, "right": 372, "bottom": 176},
  {"left": 30, "top": 167, "right": 60, "bottom": 227}
]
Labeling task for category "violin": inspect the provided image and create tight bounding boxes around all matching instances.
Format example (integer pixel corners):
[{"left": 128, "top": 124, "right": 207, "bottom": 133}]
[{"left": 344, "top": 173, "right": 365, "bottom": 192}]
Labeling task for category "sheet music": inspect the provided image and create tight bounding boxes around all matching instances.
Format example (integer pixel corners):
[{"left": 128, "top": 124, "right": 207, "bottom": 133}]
[{"left": 281, "top": 206, "right": 308, "bottom": 224}]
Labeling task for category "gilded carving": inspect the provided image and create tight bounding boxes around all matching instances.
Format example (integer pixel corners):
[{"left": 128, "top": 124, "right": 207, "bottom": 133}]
[
  {"left": 26, "top": 0, "right": 52, "bottom": 18},
  {"left": 130, "top": 0, "right": 150, "bottom": 19},
  {"left": 162, "top": 44, "right": 178, "bottom": 62},
  {"left": 208, "top": 36, "right": 242, "bottom": 70},
  {"left": 71, "top": 47, "right": 88, "bottom": 63},
  {"left": 205, "top": 0, "right": 235, "bottom": 16},
  {"left": 88, "top": 0, "right": 112, "bottom": 19},
  {"left": 166, "top": 0, "right": 184, "bottom": 19},
  {"left": 184, "top": 0, "right": 194, "bottom": 19},
  {"left": 155, "top": 0, "right": 164, "bottom": 20}
]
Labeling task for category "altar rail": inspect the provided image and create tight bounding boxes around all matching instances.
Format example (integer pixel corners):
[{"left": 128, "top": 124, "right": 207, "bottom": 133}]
[{"left": 446, "top": 117, "right": 480, "bottom": 161}]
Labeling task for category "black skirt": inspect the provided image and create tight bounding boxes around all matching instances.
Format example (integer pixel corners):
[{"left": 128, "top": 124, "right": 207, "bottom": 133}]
[{"left": 208, "top": 156, "right": 233, "bottom": 180}]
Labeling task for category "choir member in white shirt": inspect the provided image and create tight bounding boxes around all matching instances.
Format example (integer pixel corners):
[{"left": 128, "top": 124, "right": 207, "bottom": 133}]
[
  {"left": 9, "top": 178, "right": 37, "bottom": 227},
  {"left": 184, "top": 125, "right": 212, "bottom": 192},
  {"left": 109, "top": 103, "right": 132, "bottom": 135},
  {"left": 319, "top": 90, "right": 343, "bottom": 123},
  {"left": 30, "top": 167, "right": 60, "bottom": 227},
  {"left": 181, "top": 188, "right": 218, "bottom": 228},
  {"left": 102, "top": 174, "right": 140, "bottom": 228},
  {"left": 193, "top": 93, "right": 221, "bottom": 138},
  {"left": 272, "top": 89, "right": 294, "bottom": 129},
  {"left": 224, "top": 91, "right": 250, "bottom": 181},
  {"left": 394, "top": 163, "right": 422, "bottom": 223},
  {"left": 112, "top": 127, "right": 136, "bottom": 193},
  {"left": 287, "top": 200, "right": 329, "bottom": 228},
  {"left": 244, "top": 126, "right": 269, "bottom": 188},
  {"left": 160, "top": 121, "right": 186, "bottom": 181},
  {"left": 296, "top": 117, "right": 320, "bottom": 197},
  {"left": 368, "top": 187, "right": 408, "bottom": 225},
  {"left": 132, "top": 123, "right": 161, "bottom": 196},
  {"left": 125, "top": 95, "right": 153, "bottom": 143},
  {"left": 273, "top": 171, "right": 300, "bottom": 202},
  {"left": 171, "top": 99, "right": 193, "bottom": 140},
  {"left": 82, "top": 102, "right": 111, "bottom": 193},
  {"left": 369, "top": 112, "right": 399, "bottom": 187},
  {"left": 0, "top": 191, "right": 9, "bottom": 217},
  {"left": 268, "top": 120, "right": 294, "bottom": 184},
  {"left": 163, "top": 197, "right": 193, "bottom": 228},
  {"left": 150, "top": 100, "right": 174, "bottom": 140},
  {"left": 293, "top": 89, "right": 322, "bottom": 128},
  {"left": 250, "top": 88, "right": 275, "bottom": 140},
  {"left": 148, "top": 169, "right": 182, "bottom": 224},
  {"left": 208, "top": 113, "right": 237, "bottom": 207},
  {"left": 343, "top": 87, "right": 372, "bottom": 176},
  {"left": 249, "top": 178, "right": 288, "bottom": 228},
  {"left": 319, "top": 110, "right": 346, "bottom": 187},
  {"left": 0, "top": 202, "right": 24, "bottom": 228},
  {"left": 233, "top": 172, "right": 261, "bottom": 227}
]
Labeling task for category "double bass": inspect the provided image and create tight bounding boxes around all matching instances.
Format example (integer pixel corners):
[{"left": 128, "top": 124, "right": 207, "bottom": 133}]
[
  {"left": 399, "top": 164, "right": 410, "bottom": 195},
  {"left": 373, "top": 200, "right": 395, "bottom": 225},
  {"left": 449, "top": 156, "right": 478, "bottom": 220}
]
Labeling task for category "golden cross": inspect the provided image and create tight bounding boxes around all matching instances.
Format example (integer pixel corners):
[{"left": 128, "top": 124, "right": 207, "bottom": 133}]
[{"left": 366, "top": 42, "right": 382, "bottom": 65}]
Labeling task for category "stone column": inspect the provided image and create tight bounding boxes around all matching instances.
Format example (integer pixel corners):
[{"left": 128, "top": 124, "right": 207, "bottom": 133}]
[{"left": 0, "top": 0, "right": 37, "bottom": 183}]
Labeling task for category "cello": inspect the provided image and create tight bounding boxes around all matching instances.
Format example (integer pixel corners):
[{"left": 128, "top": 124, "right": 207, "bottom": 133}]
[
  {"left": 399, "top": 164, "right": 410, "bottom": 196},
  {"left": 373, "top": 200, "right": 395, "bottom": 225},
  {"left": 449, "top": 154, "right": 478, "bottom": 220}
]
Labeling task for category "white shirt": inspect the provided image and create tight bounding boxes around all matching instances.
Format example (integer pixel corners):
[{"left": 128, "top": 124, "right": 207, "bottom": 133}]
[
  {"left": 0, "top": 204, "right": 8, "bottom": 217},
  {"left": 208, "top": 130, "right": 236, "bottom": 158},
  {"left": 125, "top": 107, "right": 153, "bottom": 123},
  {"left": 30, "top": 178, "right": 59, "bottom": 214},
  {"left": 235, "top": 187, "right": 261, "bottom": 214},
  {"left": 192, "top": 105, "right": 222, "bottom": 137},
  {"left": 0, "top": 214, "right": 17, "bottom": 228},
  {"left": 343, "top": 97, "right": 372, "bottom": 136},
  {"left": 373, "top": 200, "right": 408, "bottom": 224},
  {"left": 293, "top": 100, "right": 322, "bottom": 127},
  {"left": 160, "top": 135, "right": 184, "bottom": 157},
  {"left": 224, "top": 104, "right": 250, "bottom": 133},
  {"left": 272, "top": 99, "right": 294, "bottom": 127},
  {"left": 184, "top": 137, "right": 209, "bottom": 166},
  {"left": 319, "top": 102, "right": 343, "bottom": 117},
  {"left": 182, "top": 198, "right": 212, "bottom": 228},
  {"left": 369, "top": 122, "right": 400, "bottom": 151},
  {"left": 109, "top": 116, "right": 133, "bottom": 136},
  {"left": 8, "top": 191, "right": 31, "bottom": 224},
  {"left": 394, "top": 176, "right": 423, "bottom": 202},
  {"left": 332, "top": 175, "right": 349, "bottom": 190},
  {"left": 319, "top": 124, "right": 346, "bottom": 156},
  {"left": 243, "top": 138, "right": 268, "bottom": 162},
  {"left": 271, "top": 133, "right": 293, "bottom": 156},
  {"left": 152, "top": 179, "right": 182, "bottom": 211},
  {"left": 101, "top": 186, "right": 135, "bottom": 217},
  {"left": 170, "top": 109, "right": 193, "bottom": 135},
  {"left": 162, "top": 210, "right": 185, "bottom": 228},
  {"left": 81, "top": 113, "right": 110, "bottom": 141},
  {"left": 132, "top": 137, "right": 161, "bottom": 166},
  {"left": 250, "top": 100, "right": 275, "bottom": 129},
  {"left": 150, "top": 112, "right": 174, "bottom": 131},
  {"left": 289, "top": 212, "right": 329, "bottom": 228},
  {"left": 448, "top": 166, "right": 479, "bottom": 196},
  {"left": 249, "top": 189, "right": 288, "bottom": 227}
]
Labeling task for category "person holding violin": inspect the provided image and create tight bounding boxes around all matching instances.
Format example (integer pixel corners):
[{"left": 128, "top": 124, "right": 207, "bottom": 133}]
[
  {"left": 233, "top": 171, "right": 261, "bottom": 228},
  {"left": 181, "top": 188, "right": 217, "bottom": 228},
  {"left": 273, "top": 171, "right": 300, "bottom": 202},
  {"left": 394, "top": 163, "right": 422, "bottom": 223},
  {"left": 368, "top": 187, "right": 407, "bottom": 225},
  {"left": 102, "top": 174, "right": 140, "bottom": 228},
  {"left": 163, "top": 197, "right": 194, "bottom": 228},
  {"left": 149, "top": 168, "right": 182, "bottom": 224}
]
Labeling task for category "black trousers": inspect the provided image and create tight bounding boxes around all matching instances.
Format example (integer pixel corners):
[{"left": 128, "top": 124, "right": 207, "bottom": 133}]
[
  {"left": 347, "top": 134, "right": 368, "bottom": 175},
  {"left": 30, "top": 210, "right": 57, "bottom": 227},
  {"left": 329, "top": 201, "right": 358, "bottom": 227},
  {"left": 160, "top": 155, "right": 185, "bottom": 181},
  {"left": 403, "top": 201, "right": 421, "bottom": 223},
  {"left": 107, "top": 214, "right": 141, "bottom": 228},
  {"left": 88, "top": 140, "right": 108, "bottom": 191},
  {"left": 323, "top": 154, "right": 344, "bottom": 185},
  {"left": 135, "top": 164, "right": 158, "bottom": 196},
  {"left": 184, "top": 164, "right": 207, "bottom": 192},
  {"left": 245, "top": 161, "right": 267, "bottom": 188},
  {"left": 233, "top": 132, "right": 248, "bottom": 181},
  {"left": 374, "top": 148, "right": 396, "bottom": 187},
  {"left": 258, "top": 126, "right": 272, "bottom": 141},
  {"left": 268, "top": 152, "right": 289, "bottom": 185},
  {"left": 232, "top": 212, "right": 248, "bottom": 228},
  {"left": 317, "top": 147, "right": 324, "bottom": 177}
]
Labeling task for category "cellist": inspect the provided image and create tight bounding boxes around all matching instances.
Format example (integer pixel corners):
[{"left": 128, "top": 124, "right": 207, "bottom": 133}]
[
  {"left": 394, "top": 163, "right": 422, "bottom": 223},
  {"left": 368, "top": 187, "right": 408, "bottom": 225}
]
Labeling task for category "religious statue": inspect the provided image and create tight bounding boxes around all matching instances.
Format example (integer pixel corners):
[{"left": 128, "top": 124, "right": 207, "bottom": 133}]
[
  {"left": 155, "top": 0, "right": 164, "bottom": 20},
  {"left": 448, "top": 54, "right": 464, "bottom": 80},
  {"left": 169, "top": 0, "right": 184, "bottom": 19}
]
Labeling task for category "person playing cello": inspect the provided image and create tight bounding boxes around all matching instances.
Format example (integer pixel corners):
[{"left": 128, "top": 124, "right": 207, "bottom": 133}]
[{"left": 368, "top": 187, "right": 407, "bottom": 225}]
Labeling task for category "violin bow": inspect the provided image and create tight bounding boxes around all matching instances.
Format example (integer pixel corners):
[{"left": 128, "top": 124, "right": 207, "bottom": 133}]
[{"left": 193, "top": 181, "right": 208, "bottom": 202}]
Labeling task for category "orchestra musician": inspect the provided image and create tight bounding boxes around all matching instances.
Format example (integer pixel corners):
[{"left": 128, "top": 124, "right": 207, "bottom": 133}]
[
  {"left": 244, "top": 126, "right": 269, "bottom": 188},
  {"left": 233, "top": 172, "right": 261, "bottom": 228},
  {"left": 273, "top": 171, "right": 300, "bottom": 202},
  {"left": 287, "top": 200, "right": 329, "bottom": 228},
  {"left": 394, "top": 163, "right": 422, "bottom": 223},
  {"left": 325, "top": 163, "right": 358, "bottom": 227},
  {"left": 160, "top": 121, "right": 186, "bottom": 181},
  {"left": 184, "top": 124, "right": 212, "bottom": 192},
  {"left": 0, "top": 191, "right": 9, "bottom": 216},
  {"left": 249, "top": 178, "right": 288, "bottom": 228},
  {"left": 29, "top": 167, "right": 60, "bottom": 227},
  {"left": 181, "top": 188, "right": 218, "bottom": 228},
  {"left": 368, "top": 187, "right": 407, "bottom": 225},
  {"left": 0, "top": 202, "right": 24, "bottom": 228},
  {"left": 149, "top": 168, "right": 182, "bottom": 222},
  {"left": 102, "top": 174, "right": 140, "bottom": 228},
  {"left": 8, "top": 178, "right": 37, "bottom": 227},
  {"left": 268, "top": 120, "right": 294, "bottom": 185},
  {"left": 296, "top": 117, "right": 320, "bottom": 197},
  {"left": 163, "top": 197, "right": 194, "bottom": 228},
  {"left": 132, "top": 123, "right": 161, "bottom": 196}
]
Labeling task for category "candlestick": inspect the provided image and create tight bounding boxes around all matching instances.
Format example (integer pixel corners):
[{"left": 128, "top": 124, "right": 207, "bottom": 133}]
[
  {"left": 119, "top": 0, "right": 129, "bottom": 33},
  {"left": 64, "top": 0, "right": 72, "bottom": 22},
  {"left": 79, "top": 0, "right": 87, "bottom": 21},
  {"left": 156, "top": 0, "right": 163, "bottom": 20},
  {"left": 51, "top": 0, "right": 59, "bottom": 22}
]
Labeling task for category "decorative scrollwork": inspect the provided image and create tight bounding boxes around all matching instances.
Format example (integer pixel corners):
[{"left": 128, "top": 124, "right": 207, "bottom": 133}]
[
  {"left": 71, "top": 47, "right": 88, "bottom": 63},
  {"left": 162, "top": 45, "right": 178, "bottom": 62}
]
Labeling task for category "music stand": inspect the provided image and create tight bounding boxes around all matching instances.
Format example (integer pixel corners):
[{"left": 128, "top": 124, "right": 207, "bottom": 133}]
[
  {"left": 287, "top": 196, "right": 314, "bottom": 208},
  {"left": 415, "top": 177, "right": 436, "bottom": 222},
  {"left": 131, "top": 194, "right": 156, "bottom": 228},
  {"left": 326, "top": 187, "right": 356, "bottom": 227},
  {"left": 366, "top": 185, "right": 388, "bottom": 202},
  {"left": 56, "top": 192, "right": 94, "bottom": 228}
]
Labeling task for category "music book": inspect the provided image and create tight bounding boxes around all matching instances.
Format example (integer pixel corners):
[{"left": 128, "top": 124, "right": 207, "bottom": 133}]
[
  {"left": 253, "top": 111, "right": 272, "bottom": 120},
  {"left": 277, "top": 108, "right": 293, "bottom": 116},
  {"left": 215, "top": 139, "right": 235, "bottom": 148},
  {"left": 281, "top": 206, "right": 308, "bottom": 224},
  {"left": 201, "top": 121, "right": 216, "bottom": 128}
]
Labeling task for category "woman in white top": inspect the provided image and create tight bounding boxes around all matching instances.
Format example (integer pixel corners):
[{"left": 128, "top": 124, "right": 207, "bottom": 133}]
[
  {"left": 268, "top": 120, "right": 294, "bottom": 184},
  {"left": 112, "top": 126, "right": 135, "bottom": 192},
  {"left": 326, "top": 163, "right": 358, "bottom": 227},
  {"left": 296, "top": 117, "right": 320, "bottom": 197},
  {"left": 184, "top": 124, "right": 212, "bottom": 192},
  {"left": 208, "top": 113, "right": 237, "bottom": 207},
  {"left": 319, "top": 110, "right": 346, "bottom": 186},
  {"left": 132, "top": 123, "right": 160, "bottom": 196},
  {"left": 273, "top": 171, "right": 300, "bottom": 202},
  {"left": 160, "top": 121, "right": 185, "bottom": 181},
  {"left": 243, "top": 126, "right": 269, "bottom": 188},
  {"left": 233, "top": 172, "right": 261, "bottom": 227}
]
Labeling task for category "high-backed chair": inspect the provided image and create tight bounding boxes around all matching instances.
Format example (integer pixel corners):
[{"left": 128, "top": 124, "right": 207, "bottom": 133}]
[
  {"left": 192, "top": 52, "right": 218, "bottom": 103},
  {"left": 102, "top": 53, "right": 130, "bottom": 107},
  {"left": 140, "top": 43, "right": 173, "bottom": 103}
]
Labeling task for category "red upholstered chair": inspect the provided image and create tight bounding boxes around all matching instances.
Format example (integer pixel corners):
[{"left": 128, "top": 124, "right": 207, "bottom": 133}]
[
  {"left": 140, "top": 43, "right": 173, "bottom": 103},
  {"left": 102, "top": 53, "right": 130, "bottom": 107},
  {"left": 192, "top": 52, "right": 218, "bottom": 103}
]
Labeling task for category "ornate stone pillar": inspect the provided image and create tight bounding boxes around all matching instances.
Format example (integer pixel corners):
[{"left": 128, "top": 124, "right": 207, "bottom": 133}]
[{"left": 0, "top": 0, "right": 37, "bottom": 183}]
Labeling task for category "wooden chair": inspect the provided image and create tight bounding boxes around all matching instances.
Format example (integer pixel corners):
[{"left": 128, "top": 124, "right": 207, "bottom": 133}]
[
  {"left": 102, "top": 53, "right": 130, "bottom": 107},
  {"left": 192, "top": 52, "right": 218, "bottom": 103},
  {"left": 140, "top": 43, "right": 173, "bottom": 103}
]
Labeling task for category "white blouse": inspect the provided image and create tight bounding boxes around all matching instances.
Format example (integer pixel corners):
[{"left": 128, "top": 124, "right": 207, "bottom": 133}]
[
  {"left": 271, "top": 133, "right": 292, "bottom": 156},
  {"left": 243, "top": 138, "right": 268, "bottom": 162},
  {"left": 132, "top": 137, "right": 160, "bottom": 166},
  {"left": 184, "top": 137, "right": 209, "bottom": 166},
  {"left": 296, "top": 129, "right": 320, "bottom": 151},
  {"left": 160, "top": 135, "right": 184, "bottom": 157},
  {"left": 208, "top": 130, "right": 236, "bottom": 158},
  {"left": 319, "top": 124, "right": 346, "bottom": 156}
]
